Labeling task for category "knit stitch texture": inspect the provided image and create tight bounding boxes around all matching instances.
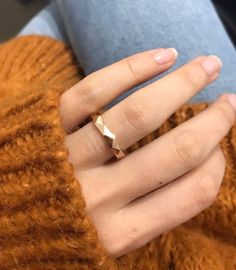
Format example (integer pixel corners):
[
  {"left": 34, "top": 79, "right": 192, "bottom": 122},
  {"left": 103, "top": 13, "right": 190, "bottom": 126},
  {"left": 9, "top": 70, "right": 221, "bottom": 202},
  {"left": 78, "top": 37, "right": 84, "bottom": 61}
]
[{"left": 0, "top": 35, "right": 235, "bottom": 270}]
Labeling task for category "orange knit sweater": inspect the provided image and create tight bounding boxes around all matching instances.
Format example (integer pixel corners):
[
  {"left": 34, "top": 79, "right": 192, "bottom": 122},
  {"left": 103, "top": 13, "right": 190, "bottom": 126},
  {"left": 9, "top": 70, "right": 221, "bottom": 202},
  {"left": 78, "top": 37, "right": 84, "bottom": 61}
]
[{"left": 0, "top": 35, "right": 235, "bottom": 270}]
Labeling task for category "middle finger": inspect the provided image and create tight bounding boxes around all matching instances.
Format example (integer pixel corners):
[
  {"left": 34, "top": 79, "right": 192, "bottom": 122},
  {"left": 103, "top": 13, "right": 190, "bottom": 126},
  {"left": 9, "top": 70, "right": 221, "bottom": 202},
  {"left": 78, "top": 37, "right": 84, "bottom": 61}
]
[{"left": 102, "top": 55, "right": 222, "bottom": 149}]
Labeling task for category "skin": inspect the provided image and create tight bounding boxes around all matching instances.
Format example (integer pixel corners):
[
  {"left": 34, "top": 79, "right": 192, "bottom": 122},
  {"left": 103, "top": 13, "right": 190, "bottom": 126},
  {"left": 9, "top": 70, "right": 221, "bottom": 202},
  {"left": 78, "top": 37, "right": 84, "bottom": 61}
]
[{"left": 59, "top": 48, "right": 235, "bottom": 258}]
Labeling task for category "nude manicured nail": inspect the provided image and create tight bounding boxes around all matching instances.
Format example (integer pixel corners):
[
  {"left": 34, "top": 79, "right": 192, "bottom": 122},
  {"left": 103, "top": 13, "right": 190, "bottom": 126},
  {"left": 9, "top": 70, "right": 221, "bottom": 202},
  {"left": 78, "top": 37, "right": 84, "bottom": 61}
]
[
  {"left": 225, "top": 94, "right": 236, "bottom": 113},
  {"left": 154, "top": 48, "right": 178, "bottom": 64},
  {"left": 201, "top": 55, "right": 222, "bottom": 76}
]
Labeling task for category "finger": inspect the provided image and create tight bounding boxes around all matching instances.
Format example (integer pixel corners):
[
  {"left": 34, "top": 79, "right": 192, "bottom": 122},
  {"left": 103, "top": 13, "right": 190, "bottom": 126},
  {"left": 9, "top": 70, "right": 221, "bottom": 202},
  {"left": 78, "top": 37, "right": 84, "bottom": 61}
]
[
  {"left": 111, "top": 146, "right": 225, "bottom": 257},
  {"left": 65, "top": 121, "right": 113, "bottom": 169},
  {"left": 94, "top": 94, "right": 235, "bottom": 208},
  {"left": 60, "top": 48, "right": 178, "bottom": 132},
  {"left": 66, "top": 56, "right": 221, "bottom": 168},
  {"left": 102, "top": 55, "right": 222, "bottom": 149}
]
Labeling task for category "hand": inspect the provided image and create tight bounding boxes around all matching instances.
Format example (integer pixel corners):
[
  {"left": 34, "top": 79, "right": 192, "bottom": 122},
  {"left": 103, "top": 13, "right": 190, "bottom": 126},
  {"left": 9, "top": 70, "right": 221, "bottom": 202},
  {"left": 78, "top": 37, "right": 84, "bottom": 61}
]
[{"left": 59, "top": 48, "right": 235, "bottom": 258}]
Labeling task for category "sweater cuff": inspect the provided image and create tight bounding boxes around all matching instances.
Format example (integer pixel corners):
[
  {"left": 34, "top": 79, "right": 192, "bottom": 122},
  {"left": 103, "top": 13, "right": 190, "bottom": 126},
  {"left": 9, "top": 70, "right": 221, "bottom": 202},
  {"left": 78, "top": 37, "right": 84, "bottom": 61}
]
[
  {"left": 0, "top": 36, "right": 118, "bottom": 270},
  {"left": 0, "top": 88, "right": 120, "bottom": 269}
]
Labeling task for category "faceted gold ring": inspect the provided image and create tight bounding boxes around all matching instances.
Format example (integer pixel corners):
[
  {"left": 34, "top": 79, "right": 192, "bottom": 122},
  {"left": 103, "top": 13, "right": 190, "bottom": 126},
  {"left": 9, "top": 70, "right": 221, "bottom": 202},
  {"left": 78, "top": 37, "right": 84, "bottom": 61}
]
[{"left": 90, "top": 110, "right": 127, "bottom": 159}]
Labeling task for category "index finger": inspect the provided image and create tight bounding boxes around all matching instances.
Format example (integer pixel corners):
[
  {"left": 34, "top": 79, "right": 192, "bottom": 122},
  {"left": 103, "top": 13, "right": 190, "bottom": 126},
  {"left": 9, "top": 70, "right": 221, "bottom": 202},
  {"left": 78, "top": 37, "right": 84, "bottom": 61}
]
[{"left": 60, "top": 48, "right": 178, "bottom": 132}]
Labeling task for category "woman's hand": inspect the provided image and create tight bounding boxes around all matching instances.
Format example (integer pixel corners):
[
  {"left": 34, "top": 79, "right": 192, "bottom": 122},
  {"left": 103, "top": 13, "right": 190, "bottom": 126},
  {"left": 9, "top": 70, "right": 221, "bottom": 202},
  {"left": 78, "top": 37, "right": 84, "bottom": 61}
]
[{"left": 59, "top": 48, "right": 235, "bottom": 258}]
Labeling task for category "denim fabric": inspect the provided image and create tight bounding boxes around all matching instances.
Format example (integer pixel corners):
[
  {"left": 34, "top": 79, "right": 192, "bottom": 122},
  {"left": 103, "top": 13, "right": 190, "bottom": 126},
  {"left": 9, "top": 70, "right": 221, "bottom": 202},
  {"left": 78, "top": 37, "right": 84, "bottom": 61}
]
[
  {"left": 20, "top": 0, "right": 236, "bottom": 107},
  {"left": 20, "top": 1, "right": 68, "bottom": 42}
]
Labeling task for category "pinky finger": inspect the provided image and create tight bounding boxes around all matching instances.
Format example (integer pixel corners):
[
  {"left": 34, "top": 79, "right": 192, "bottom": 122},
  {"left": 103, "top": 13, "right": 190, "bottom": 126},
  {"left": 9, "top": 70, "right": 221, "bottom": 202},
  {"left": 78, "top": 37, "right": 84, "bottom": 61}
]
[{"left": 112, "top": 145, "right": 225, "bottom": 257}]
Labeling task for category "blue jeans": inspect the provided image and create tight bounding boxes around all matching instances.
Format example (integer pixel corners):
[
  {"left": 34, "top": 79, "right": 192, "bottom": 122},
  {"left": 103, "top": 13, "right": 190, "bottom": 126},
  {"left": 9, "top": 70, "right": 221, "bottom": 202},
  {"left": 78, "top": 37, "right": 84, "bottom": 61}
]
[{"left": 20, "top": 0, "right": 236, "bottom": 108}]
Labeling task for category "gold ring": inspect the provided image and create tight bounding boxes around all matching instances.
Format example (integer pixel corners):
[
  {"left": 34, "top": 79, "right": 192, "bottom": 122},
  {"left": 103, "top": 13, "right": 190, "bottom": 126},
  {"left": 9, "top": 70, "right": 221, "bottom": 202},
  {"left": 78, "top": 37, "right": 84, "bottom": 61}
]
[{"left": 90, "top": 111, "right": 127, "bottom": 159}]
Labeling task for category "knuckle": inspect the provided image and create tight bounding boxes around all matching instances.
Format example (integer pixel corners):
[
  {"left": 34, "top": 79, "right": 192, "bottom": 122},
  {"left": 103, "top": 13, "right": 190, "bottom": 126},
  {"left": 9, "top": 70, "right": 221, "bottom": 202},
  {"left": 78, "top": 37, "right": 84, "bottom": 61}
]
[
  {"left": 214, "top": 101, "right": 235, "bottom": 127},
  {"left": 124, "top": 57, "right": 139, "bottom": 80},
  {"left": 193, "top": 173, "right": 219, "bottom": 211},
  {"left": 122, "top": 100, "right": 147, "bottom": 133},
  {"left": 182, "top": 66, "right": 201, "bottom": 90},
  {"left": 79, "top": 75, "right": 103, "bottom": 108},
  {"left": 113, "top": 224, "right": 142, "bottom": 257},
  {"left": 109, "top": 211, "right": 144, "bottom": 257},
  {"left": 175, "top": 130, "right": 203, "bottom": 169}
]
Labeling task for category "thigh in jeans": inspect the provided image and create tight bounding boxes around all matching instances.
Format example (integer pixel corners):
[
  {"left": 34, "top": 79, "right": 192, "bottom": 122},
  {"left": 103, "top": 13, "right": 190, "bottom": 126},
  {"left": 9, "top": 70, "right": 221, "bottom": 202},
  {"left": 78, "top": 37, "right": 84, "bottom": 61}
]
[{"left": 21, "top": 0, "right": 236, "bottom": 105}]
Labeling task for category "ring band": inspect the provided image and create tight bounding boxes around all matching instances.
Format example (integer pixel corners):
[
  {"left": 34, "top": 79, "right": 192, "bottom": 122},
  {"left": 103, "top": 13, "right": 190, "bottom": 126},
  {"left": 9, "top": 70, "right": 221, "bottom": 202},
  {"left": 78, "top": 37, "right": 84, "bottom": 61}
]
[{"left": 90, "top": 111, "right": 127, "bottom": 159}]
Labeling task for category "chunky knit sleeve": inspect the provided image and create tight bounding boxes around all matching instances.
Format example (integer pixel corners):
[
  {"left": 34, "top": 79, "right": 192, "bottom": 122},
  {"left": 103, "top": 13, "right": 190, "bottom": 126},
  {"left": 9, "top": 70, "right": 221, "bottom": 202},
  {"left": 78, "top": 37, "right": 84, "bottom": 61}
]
[
  {"left": 0, "top": 36, "right": 120, "bottom": 270},
  {"left": 0, "top": 35, "right": 235, "bottom": 270}
]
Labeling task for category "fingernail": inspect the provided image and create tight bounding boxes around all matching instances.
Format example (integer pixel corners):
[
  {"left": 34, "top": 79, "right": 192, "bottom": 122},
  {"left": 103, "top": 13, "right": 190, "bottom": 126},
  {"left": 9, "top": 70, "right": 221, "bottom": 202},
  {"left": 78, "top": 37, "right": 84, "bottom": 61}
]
[
  {"left": 225, "top": 94, "right": 236, "bottom": 113},
  {"left": 154, "top": 48, "right": 178, "bottom": 64},
  {"left": 201, "top": 55, "right": 222, "bottom": 76}
]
